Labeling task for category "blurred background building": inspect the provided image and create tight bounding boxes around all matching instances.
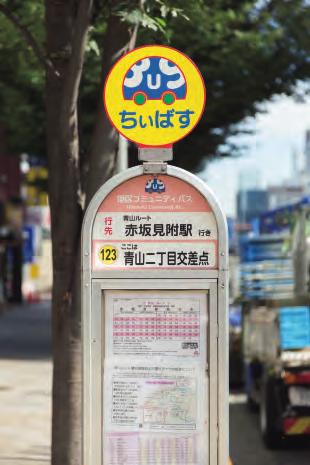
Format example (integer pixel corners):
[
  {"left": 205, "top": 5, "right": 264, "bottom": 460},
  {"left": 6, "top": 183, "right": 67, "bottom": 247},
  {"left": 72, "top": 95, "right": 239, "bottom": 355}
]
[{"left": 0, "top": 127, "right": 52, "bottom": 307}]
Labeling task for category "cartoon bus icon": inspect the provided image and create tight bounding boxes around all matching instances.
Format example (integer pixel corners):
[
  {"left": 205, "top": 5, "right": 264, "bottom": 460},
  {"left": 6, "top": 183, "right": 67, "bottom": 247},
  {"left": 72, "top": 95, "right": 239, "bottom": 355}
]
[
  {"left": 123, "top": 57, "right": 186, "bottom": 105},
  {"left": 145, "top": 177, "right": 165, "bottom": 194}
]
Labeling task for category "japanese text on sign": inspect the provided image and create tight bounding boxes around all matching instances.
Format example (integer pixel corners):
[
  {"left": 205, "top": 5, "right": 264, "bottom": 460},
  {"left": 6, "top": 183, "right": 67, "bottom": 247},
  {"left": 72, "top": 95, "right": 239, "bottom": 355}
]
[
  {"left": 119, "top": 109, "right": 195, "bottom": 130},
  {"left": 92, "top": 175, "right": 218, "bottom": 270}
]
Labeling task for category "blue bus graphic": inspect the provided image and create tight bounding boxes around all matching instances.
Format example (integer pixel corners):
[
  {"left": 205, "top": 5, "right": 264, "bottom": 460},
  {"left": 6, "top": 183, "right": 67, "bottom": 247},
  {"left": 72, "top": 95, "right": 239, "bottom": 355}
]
[
  {"left": 123, "top": 57, "right": 186, "bottom": 105},
  {"left": 145, "top": 177, "right": 165, "bottom": 193}
]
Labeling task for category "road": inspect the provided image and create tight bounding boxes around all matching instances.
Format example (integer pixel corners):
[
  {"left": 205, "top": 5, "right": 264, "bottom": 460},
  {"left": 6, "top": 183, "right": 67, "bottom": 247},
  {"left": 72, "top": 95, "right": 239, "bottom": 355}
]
[
  {"left": 0, "top": 301, "right": 51, "bottom": 359},
  {"left": 0, "top": 302, "right": 309, "bottom": 465},
  {"left": 230, "top": 392, "right": 310, "bottom": 465}
]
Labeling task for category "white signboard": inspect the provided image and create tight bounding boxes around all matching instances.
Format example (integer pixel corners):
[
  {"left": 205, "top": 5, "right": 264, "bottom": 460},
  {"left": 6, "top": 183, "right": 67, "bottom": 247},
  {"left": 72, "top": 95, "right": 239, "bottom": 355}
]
[
  {"left": 103, "top": 291, "right": 208, "bottom": 465},
  {"left": 105, "top": 292, "right": 207, "bottom": 358}
]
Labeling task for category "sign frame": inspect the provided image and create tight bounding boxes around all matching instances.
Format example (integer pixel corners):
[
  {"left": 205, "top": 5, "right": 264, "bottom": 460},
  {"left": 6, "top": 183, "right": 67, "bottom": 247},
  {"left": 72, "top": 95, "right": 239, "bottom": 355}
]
[{"left": 82, "top": 164, "right": 228, "bottom": 465}]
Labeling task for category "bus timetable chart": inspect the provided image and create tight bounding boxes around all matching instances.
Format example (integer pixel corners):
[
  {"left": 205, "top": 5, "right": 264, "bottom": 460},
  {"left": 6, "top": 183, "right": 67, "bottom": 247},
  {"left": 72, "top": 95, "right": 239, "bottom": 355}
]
[{"left": 105, "top": 292, "right": 208, "bottom": 358}]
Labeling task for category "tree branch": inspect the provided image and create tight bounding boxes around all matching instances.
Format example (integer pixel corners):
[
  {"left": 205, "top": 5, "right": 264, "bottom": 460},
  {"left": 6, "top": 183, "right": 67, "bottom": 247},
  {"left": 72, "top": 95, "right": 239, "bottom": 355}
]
[{"left": 0, "top": 2, "right": 59, "bottom": 76}]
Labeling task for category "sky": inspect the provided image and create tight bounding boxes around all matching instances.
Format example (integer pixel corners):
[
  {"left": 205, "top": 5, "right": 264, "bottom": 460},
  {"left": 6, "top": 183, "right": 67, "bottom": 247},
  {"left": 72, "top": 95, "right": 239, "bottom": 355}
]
[{"left": 202, "top": 95, "right": 310, "bottom": 217}]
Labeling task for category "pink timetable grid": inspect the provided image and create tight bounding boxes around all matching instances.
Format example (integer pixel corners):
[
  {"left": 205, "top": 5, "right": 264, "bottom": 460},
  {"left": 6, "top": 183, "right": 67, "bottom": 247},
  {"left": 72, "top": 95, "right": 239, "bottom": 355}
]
[
  {"left": 113, "top": 314, "right": 199, "bottom": 339},
  {"left": 112, "top": 301, "right": 199, "bottom": 340}
]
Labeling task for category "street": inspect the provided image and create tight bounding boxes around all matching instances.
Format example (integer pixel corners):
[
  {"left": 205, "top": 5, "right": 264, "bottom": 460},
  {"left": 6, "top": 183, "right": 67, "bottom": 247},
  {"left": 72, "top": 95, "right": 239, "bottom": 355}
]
[
  {"left": 230, "top": 392, "right": 310, "bottom": 465},
  {"left": 0, "top": 303, "right": 309, "bottom": 464}
]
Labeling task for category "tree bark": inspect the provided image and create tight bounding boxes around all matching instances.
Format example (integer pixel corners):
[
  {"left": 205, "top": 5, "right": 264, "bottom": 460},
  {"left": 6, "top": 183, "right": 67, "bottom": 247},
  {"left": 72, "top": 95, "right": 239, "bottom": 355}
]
[
  {"left": 45, "top": 1, "right": 91, "bottom": 464},
  {"left": 45, "top": 2, "right": 135, "bottom": 464},
  {"left": 85, "top": 9, "right": 133, "bottom": 204}
]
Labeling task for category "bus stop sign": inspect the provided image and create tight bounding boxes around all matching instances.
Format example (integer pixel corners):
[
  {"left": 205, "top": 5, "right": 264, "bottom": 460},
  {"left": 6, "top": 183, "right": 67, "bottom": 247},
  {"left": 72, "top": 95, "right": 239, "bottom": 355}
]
[
  {"left": 83, "top": 46, "right": 228, "bottom": 465},
  {"left": 104, "top": 45, "right": 206, "bottom": 147}
]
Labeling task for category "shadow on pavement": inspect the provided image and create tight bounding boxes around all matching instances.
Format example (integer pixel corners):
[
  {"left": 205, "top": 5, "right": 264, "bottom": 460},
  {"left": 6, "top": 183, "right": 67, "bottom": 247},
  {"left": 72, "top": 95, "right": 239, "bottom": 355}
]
[{"left": 0, "top": 301, "right": 51, "bottom": 360}]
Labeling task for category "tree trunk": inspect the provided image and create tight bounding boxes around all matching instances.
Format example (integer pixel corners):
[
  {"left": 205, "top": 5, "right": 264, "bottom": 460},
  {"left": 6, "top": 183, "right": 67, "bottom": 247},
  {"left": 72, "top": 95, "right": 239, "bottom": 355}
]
[
  {"left": 45, "top": 2, "right": 87, "bottom": 464},
  {"left": 45, "top": 2, "right": 134, "bottom": 464},
  {"left": 85, "top": 12, "right": 133, "bottom": 204}
]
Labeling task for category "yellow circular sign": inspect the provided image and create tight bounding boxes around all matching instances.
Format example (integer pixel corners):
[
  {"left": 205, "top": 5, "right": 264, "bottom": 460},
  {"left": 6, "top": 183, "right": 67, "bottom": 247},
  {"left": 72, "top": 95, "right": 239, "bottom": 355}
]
[
  {"left": 98, "top": 245, "right": 118, "bottom": 265},
  {"left": 104, "top": 45, "right": 206, "bottom": 147}
]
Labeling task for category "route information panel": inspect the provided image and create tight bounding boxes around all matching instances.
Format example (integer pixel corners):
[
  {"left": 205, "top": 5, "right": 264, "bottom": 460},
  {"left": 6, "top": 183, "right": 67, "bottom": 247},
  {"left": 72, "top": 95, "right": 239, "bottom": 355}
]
[
  {"left": 103, "top": 291, "right": 208, "bottom": 465},
  {"left": 92, "top": 175, "right": 218, "bottom": 271}
]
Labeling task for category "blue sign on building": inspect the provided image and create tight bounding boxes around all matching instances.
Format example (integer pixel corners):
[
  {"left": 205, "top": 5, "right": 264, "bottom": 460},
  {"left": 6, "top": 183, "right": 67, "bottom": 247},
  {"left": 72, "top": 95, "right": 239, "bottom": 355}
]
[{"left": 279, "top": 306, "right": 310, "bottom": 350}]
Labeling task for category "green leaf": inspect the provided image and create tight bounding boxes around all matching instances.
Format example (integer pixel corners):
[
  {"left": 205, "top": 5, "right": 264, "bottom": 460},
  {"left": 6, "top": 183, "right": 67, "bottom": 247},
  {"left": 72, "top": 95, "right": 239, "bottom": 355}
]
[{"left": 86, "top": 39, "right": 100, "bottom": 56}]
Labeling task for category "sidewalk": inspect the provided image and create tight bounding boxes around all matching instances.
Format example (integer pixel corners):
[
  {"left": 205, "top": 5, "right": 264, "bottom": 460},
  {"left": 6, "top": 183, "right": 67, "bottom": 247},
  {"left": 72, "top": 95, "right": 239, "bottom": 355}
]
[{"left": 0, "top": 302, "right": 52, "bottom": 465}]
